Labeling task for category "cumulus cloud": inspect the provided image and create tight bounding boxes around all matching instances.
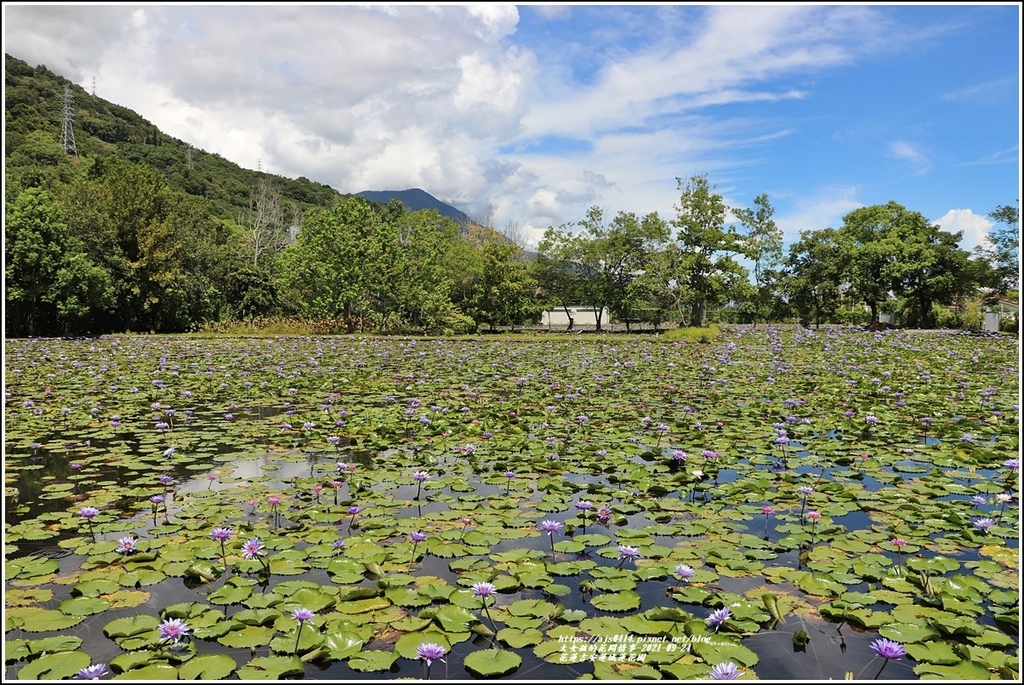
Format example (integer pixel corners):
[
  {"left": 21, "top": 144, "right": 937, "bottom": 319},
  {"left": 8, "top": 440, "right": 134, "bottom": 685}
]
[
  {"left": 4, "top": 3, "right": 1007, "bottom": 248},
  {"left": 933, "top": 209, "right": 993, "bottom": 254}
]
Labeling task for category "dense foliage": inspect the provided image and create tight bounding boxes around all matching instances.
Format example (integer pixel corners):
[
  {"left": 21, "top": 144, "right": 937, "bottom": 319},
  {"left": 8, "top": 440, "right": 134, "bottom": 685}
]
[{"left": 5, "top": 54, "right": 1018, "bottom": 337}]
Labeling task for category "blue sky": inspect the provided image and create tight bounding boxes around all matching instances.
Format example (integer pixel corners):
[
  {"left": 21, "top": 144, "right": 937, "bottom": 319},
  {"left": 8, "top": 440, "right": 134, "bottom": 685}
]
[{"left": 3, "top": 3, "right": 1020, "bottom": 253}]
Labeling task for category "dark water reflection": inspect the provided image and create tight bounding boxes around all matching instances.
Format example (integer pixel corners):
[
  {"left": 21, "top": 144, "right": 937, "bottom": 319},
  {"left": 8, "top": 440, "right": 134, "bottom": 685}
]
[
  {"left": 5, "top": 456, "right": 954, "bottom": 682},
  {"left": 5, "top": 398, "right": 1017, "bottom": 681}
]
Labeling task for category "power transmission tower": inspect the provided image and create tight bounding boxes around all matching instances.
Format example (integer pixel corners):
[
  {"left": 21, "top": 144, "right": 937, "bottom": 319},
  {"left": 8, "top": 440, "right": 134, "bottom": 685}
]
[
  {"left": 186, "top": 144, "right": 194, "bottom": 169},
  {"left": 60, "top": 84, "right": 78, "bottom": 157}
]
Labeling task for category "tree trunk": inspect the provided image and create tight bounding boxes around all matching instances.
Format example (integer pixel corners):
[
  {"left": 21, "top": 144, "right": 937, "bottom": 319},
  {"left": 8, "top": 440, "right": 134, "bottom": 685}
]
[
  {"left": 692, "top": 301, "right": 706, "bottom": 328},
  {"left": 919, "top": 296, "right": 933, "bottom": 329}
]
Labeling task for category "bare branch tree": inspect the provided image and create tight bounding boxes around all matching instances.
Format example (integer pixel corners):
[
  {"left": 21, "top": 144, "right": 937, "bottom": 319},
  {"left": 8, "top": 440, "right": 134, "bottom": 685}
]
[
  {"left": 243, "top": 177, "right": 288, "bottom": 267},
  {"left": 474, "top": 203, "right": 496, "bottom": 229},
  {"left": 503, "top": 217, "right": 526, "bottom": 251}
]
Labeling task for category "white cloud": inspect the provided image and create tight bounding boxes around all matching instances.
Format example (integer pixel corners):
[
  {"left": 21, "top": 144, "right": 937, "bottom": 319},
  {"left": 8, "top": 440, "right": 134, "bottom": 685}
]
[
  {"left": 888, "top": 140, "right": 933, "bottom": 175},
  {"left": 942, "top": 76, "right": 1018, "bottom": 104},
  {"left": 933, "top": 209, "right": 993, "bottom": 254},
  {"left": 775, "top": 187, "right": 864, "bottom": 245},
  {"left": 4, "top": 3, "right": 1008, "bottom": 253},
  {"left": 531, "top": 5, "right": 572, "bottom": 22}
]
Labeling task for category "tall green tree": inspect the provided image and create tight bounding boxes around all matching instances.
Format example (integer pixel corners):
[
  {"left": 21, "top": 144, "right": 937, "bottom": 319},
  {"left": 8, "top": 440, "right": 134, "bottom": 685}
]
[
  {"left": 536, "top": 206, "right": 667, "bottom": 331},
  {"left": 462, "top": 241, "right": 544, "bottom": 331},
  {"left": 384, "top": 209, "right": 475, "bottom": 333},
  {"left": 595, "top": 209, "right": 669, "bottom": 330},
  {"left": 734, "top": 193, "right": 783, "bottom": 326},
  {"left": 5, "top": 187, "right": 112, "bottom": 336},
  {"left": 891, "top": 221, "right": 974, "bottom": 327},
  {"left": 977, "top": 204, "right": 1019, "bottom": 296},
  {"left": 530, "top": 245, "right": 585, "bottom": 330},
  {"left": 784, "top": 227, "right": 844, "bottom": 328},
  {"left": 669, "top": 175, "right": 746, "bottom": 327},
  {"left": 837, "top": 201, "right": 974, "bottom": 326},
  {"left": 277, "top": 196, "right": 387, "bottom": 332},
  {"left": 536, "top": 222, "right": 605, "bottom": 329},
  {"left": 60, "top": 156, "right": 226, "bottom": 332}
]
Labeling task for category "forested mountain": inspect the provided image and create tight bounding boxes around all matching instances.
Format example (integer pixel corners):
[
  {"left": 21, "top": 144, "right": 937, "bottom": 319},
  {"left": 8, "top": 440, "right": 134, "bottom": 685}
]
[
  {"left": 5, "top": 53, "right": 531, "bottom": 337},
  {"left": 354, "top": 189, "right": 473, "bottom": 227},
  {"left": 4, "top": 54, "right": 472, "bottom": 224}
]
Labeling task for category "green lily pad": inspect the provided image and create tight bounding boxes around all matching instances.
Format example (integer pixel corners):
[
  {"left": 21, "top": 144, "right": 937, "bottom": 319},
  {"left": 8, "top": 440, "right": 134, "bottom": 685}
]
[
  {"left": 432, "top": 605, "right": 478, "bottom": 633},
  {"left": 590, "top": 591, "right": 642, "bottom": 613},
  {"left": 913, "top": 660, "right": 996, "bottom": 680},
  {"left": 113, "top": 663, "right": 180, "bottom": 680},
  {"left": 348, "top": 650, "right": 399, "bottom": 672},
  {"left": 236, "top": 655, "right": 306, "bottom": 680},
  {"left": 14, "top": 651, "right": 91, "bottom": 680},
  {"left": 217, "top": 625, "right": 275, "bottom": 649},
  {"left": 463, "top": 648, "right": 522, "bottom": 677},
  {"left": 59, "top": 596, "right": 110, "bottom": 616},
  {"left": 177, "top": 653, "right": 237, "bottom": 680},
  {"left": 497, "top": 627, "right": 544, "bottom": 648},
  {"left": 395, "top": 631, "right": 451, "bottom": 659},
  {"left": 324, "top": 631, "right": 365, "bottom": 660},
  {"left": 208, "top": 583, "right": 254, "bottom": 605},
  {"left": 8, "top": 608, "right": 85, "bottom": 633}
]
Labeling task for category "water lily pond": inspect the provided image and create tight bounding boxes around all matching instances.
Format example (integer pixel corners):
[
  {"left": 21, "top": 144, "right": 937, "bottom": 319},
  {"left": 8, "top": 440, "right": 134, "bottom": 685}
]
[{"left": 3, "top": 326, "right": 1019, "bottom": 681}]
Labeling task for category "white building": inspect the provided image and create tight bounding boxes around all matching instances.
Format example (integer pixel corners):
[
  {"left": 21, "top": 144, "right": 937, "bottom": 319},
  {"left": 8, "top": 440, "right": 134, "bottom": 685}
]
[{"left": 541, "top": 305, "right": 609, "bottom": 328}]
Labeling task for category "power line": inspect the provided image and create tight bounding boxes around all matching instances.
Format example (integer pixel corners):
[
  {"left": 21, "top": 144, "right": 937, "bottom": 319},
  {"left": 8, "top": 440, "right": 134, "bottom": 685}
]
[{"left": 60, "top": 84, "right": 78, "bottom": 157}]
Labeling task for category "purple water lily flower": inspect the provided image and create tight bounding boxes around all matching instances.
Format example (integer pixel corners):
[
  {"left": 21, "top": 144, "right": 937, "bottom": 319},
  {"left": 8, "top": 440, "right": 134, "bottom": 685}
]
[
  {"left": 157, "top": 617, "right": 191, "bottom": 644},
  {"left": 709, "top": 662, "right": 743, "bottom": 680},
  {"left": 115, "top": 536, "right": 137, "bottom": 554},
  {"left": 240, "top": 537, "right": 266, "bottom": 561},
  {"left": 539, "top": 520, "right": 562, "bottom": 535},
  {"left": 869, "top": 636, "right": 907, "bottom": 677},
  {"left": 674, "top": 563, "right": 695, "bottom": 586},
  {"left": 973, "top": 517, "right": 995, "bottom": 533},
  {"left": 870, "top": 637, "right": 906, "bottom": 660},
  {"left": 616, "top": 544, "right": 641, "bottom": 568},
  {"left": 706, "top": 607, "right": 731, "bottom": 630},
  {"left": 417, "top": 641, "right": 447, "bottom": 669},
  {"left": 291, "top": 607, "right": 316, "bottom": 624},
  {"left": 291, "top": 607, "right": 315, "bottom": 654},
  {"left": 76, "top": 663, "right": 110, "bottom": 680}
]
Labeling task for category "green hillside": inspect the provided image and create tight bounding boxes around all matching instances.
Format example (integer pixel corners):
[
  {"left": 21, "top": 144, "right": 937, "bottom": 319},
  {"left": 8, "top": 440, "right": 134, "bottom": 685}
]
[
  {"left": 5, "top": 54, "right": 342, "bottom": 218},
  {"left": 4, "top": 53, "right": 537, "bottom": 338}
]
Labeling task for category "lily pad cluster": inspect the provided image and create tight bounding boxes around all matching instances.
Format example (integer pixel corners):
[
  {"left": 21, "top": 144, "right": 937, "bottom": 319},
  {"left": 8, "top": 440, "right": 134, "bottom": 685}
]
[{"left": 3, "top": 326, "right": 1019, "bottom": 680}]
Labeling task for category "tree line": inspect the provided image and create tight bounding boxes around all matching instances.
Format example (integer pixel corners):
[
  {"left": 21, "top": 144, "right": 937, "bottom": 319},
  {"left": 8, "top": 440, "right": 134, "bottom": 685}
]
[
  {"left": 6, "top": 158, "right": 1017, "bottom": 337},
  {"left": 4, "top": 54, "right": 1018, "bottom": 337}
]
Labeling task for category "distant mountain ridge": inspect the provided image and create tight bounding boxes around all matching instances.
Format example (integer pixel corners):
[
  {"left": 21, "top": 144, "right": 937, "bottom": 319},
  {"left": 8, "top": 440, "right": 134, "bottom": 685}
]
[{"left": 355, "top": 188, "right": 473, "bottom": 226}]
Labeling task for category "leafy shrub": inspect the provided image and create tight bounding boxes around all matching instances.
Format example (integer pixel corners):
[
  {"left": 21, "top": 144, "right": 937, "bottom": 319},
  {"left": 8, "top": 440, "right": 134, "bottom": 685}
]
[{"left": 662, "top": 325, "right": 722, "bottom": 343}]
